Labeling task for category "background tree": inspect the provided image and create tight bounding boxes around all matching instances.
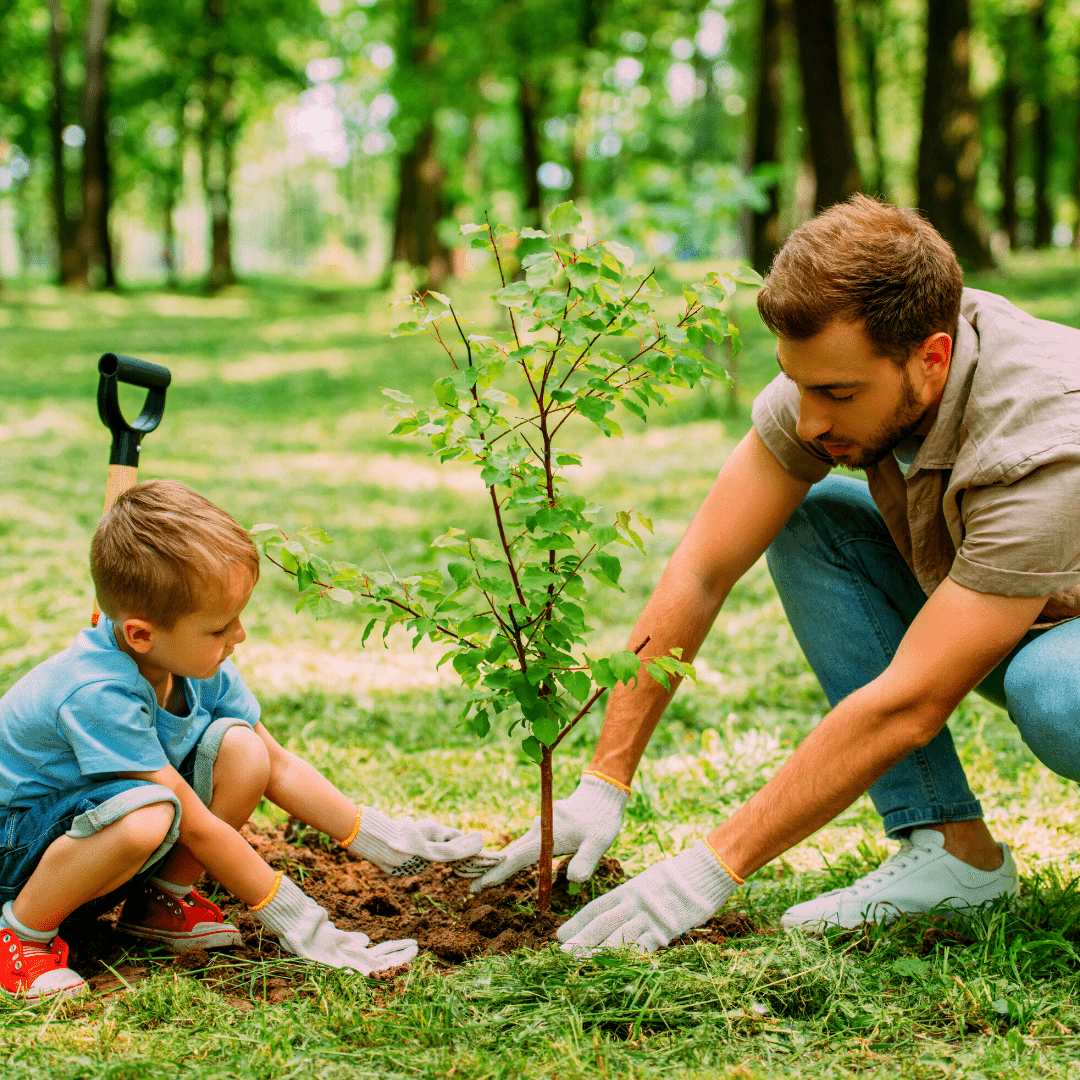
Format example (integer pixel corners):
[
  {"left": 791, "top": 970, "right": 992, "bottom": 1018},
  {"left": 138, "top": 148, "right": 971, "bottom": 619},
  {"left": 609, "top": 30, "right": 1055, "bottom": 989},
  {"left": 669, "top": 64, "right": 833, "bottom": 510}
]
[{"left": 916, "top": 0, "right": 992, "bottom": 267}]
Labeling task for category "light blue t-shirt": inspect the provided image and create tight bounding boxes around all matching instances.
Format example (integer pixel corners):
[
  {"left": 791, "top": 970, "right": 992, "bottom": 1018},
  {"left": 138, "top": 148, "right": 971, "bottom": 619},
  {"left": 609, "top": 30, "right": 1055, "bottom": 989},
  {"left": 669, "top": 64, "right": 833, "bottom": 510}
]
[{"left": 0, "top": 616, "right": 260, "bottom": 808}]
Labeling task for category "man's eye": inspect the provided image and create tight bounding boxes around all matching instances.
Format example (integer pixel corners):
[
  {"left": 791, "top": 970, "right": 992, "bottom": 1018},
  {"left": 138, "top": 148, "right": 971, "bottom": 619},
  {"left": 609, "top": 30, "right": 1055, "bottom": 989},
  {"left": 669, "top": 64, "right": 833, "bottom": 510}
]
[{"left": 828, "top": 393, "right": 855, "bottom": 403}]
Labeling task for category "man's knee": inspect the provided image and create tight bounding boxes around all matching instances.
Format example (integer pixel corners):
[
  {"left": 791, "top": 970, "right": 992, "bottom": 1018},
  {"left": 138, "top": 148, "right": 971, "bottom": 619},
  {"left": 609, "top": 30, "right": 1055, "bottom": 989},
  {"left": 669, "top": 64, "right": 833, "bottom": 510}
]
[
  {"left": 766, "top": 475, "right": 872, "bottom": 570},
  {"left": 214, "top": 724, "right": 271, "bottom": 790},
  {"left": 1004, "top": 653, "right": 1080, "bottom": 782}
]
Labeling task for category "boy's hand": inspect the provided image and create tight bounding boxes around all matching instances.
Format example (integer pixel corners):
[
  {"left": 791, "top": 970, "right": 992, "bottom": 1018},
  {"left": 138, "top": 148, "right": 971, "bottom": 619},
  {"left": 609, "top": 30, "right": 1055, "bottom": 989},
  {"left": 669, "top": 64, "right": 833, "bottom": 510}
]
[
  {"left": 254, "top": 876, "right": 418, "bottom": 973},
  {"left": 347, "top": 808, "right": 486, "bottom": 876}
]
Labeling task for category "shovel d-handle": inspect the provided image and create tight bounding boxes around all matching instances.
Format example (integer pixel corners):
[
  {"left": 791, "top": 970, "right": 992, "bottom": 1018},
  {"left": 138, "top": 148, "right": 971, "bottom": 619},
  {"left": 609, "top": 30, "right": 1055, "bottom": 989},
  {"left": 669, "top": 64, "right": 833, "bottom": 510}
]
[{"left": 97, "top": 353, "right": 172, "bottom": 469}]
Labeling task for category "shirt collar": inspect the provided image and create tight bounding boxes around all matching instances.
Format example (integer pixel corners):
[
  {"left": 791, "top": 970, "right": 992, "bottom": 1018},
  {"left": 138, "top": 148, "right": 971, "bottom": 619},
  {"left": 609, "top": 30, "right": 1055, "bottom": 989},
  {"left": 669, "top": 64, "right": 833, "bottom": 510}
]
[{"left": 908, "top": 311, "right": 979, "bottom": 471}]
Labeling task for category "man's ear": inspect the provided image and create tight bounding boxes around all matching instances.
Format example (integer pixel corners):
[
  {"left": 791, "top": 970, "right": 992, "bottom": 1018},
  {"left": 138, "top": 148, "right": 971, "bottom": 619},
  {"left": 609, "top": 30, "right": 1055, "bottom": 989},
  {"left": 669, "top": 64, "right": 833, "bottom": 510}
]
[
  {"left": 920, "top": 332, "right": 952, "bottom": 375},
  {"left": 120, "top": 617, "right": 156, "bottom": 655}
]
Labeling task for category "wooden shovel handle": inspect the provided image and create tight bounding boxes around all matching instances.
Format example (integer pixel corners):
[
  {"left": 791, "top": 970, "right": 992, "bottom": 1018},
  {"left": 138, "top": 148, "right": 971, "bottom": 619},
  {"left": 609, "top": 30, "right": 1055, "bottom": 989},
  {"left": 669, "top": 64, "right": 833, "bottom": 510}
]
[{"left": 91, "top": 464, "right": 139, "bottom": 626}]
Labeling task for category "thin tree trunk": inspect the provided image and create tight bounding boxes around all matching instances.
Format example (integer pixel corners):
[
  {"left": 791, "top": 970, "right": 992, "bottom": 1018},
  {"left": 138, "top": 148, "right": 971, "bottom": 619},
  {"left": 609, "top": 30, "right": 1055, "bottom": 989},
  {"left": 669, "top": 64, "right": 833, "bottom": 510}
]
[
  {"left": 47, "top": 0, "right": 81, "bottom": 284},
  {"left": 538, "top": 745, "right": 554, "bottom": 912},
  {"left": 916, "top": 0, "right": 992, "bottom": 268},
  {"left": 162, "top": 103, "right": 184, "bottom": 287},
  {"left": 790, "top": 0, "right": 861, "bottom": 211},
  {"left": 1031, "top": 1, "right": 1053, "bottom": 248},
  {"left": 518, "top": 79, "right": 543, "bottom": 229},
  {"left": 854, "top": 0, "right": 886, "bottom": 195},
  {"left": 76, "top": 0, "right": 115, "bottom": 288},
  {"left": 750, "top": 0, "right": 784, "bottom": 273},
  {"left": 999, "top": 31, "right": 1019, "bottom": 249}
]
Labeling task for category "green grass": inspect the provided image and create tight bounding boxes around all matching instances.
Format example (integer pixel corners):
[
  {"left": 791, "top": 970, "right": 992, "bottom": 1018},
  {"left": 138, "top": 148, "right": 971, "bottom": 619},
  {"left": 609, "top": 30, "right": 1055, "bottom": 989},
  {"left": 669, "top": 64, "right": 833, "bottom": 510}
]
[{"left": 3, "top": 252, "right": 1080, "bottom": 1078}]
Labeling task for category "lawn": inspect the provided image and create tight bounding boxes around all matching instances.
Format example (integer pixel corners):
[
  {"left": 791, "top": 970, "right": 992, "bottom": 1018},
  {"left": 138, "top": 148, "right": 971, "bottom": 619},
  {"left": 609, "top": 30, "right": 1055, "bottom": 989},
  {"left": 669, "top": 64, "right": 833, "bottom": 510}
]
[{"left": 2, "top": 251, "right": 1080, "bottom": 1079}]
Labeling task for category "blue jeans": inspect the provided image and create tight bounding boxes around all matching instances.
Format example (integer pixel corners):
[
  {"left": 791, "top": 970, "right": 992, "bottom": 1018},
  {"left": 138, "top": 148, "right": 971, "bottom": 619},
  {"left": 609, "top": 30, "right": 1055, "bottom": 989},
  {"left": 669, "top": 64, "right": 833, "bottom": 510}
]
[
  {"left": 766, "top": 475, "right": 1080, "bottom": 837},
  {"left": 0, "top": 716, "right": 250, "bottom": 909}
]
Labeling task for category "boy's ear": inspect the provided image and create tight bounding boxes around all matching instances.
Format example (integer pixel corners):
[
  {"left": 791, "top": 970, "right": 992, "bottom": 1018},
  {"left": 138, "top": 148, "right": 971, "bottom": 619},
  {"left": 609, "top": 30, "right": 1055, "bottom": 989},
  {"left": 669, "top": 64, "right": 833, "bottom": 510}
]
[{"left": 120, "top": 617, "right": 156, "bottom": 654}]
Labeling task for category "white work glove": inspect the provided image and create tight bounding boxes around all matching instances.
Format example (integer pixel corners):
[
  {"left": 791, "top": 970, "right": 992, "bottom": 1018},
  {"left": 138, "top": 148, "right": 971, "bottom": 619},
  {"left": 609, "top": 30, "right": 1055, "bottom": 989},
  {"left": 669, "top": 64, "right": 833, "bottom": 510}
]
[
  {"left": 557, "top": 842, "right": 739, "bottom": 955},
  {"left": 347, "top": 807, "right": 487, "bottom": 876},
  {"left": 472, "top": 773, "right": 629, "bottom": 894},
  {"left": 253, "top": 876, "right": 418, "bottom": 973}
]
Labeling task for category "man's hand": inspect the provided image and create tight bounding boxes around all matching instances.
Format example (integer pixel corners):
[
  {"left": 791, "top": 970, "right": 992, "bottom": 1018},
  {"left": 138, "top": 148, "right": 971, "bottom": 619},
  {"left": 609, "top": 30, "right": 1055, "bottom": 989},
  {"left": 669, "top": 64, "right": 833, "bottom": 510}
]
[
  {"left": 557, "top": 842, "right": 738, "bottom": 954},
  {"left": 254, "top": 875, "right": 417, "bottom": 973},
  {"left": 471, "top": 773, "right": 629, "bottom": 893},
  {"left": 347, "top": 808, "right": 488, "bottom": 876}
]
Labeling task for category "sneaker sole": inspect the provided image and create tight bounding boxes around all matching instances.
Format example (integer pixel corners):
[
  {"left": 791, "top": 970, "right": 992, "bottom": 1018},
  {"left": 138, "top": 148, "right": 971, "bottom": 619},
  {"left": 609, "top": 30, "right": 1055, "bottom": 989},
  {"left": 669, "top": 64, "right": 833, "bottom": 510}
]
[
  {"left": 116, "top": 924, "right": 242, "bottom": 951},
  {"left": 2, "top": 979, "right": 87, "bottom": 1002}
]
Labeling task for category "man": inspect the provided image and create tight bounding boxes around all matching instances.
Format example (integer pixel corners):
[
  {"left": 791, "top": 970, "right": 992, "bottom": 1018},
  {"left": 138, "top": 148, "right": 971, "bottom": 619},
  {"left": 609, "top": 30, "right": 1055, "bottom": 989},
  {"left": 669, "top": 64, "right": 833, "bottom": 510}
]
[{"left": 474, "top": 195, "right": 1080, "bottom": 950}]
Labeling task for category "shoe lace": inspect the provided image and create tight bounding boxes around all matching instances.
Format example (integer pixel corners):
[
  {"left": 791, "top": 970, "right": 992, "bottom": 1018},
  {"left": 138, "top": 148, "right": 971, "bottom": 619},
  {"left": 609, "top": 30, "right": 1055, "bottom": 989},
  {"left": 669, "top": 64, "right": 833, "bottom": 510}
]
[{"left": 842, "top": 839, "right": 923, "bottom": 895}]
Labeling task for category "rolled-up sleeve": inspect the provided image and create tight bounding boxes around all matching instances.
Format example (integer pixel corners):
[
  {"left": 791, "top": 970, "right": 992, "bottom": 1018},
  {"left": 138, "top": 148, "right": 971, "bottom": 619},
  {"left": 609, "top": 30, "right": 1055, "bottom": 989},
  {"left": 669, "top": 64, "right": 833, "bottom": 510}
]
[
  {"left": 951, "top": 456, "right": 1080, "bottom": 597},
  {"left": 751, "top": 374, "right": 834, "bottom": 484}
]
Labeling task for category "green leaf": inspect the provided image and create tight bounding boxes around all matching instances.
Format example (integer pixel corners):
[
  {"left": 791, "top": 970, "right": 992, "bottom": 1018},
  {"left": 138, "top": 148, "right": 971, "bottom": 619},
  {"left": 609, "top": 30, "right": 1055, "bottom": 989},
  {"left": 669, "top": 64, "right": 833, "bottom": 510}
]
[
  {"left": 520, "top": 227, "right": 549, "bottom": 239},
  {"left": 381, "top": 387, "right": 415, "bottom": 404},
  {"left": 296, "top": 565, "right": 314, "bottom": 593},
  {"left": 447, "top": 561, "right": 472, "bottom": 587},
  {"left": 567, "top": 261, "right": 600, "bottom": 291},
  {"left": 466, "top": 711, "right": 491, "bottom": 738},
  {"left": 427, "top": 290, "right": 452, "bottom": 306},
  {"left": 890, "top": 957, "right": 929, "bottom": 979},
  {"left": 556, "top": 452, "right": 582, "bottom": 466},
  {"left": 548, "top": 201, "right": 582, "bottom": 237},
  {"left": 521, "top": 735, "right": 544, "bottom": 764},
  {"left": 607, "top": 650, "right": 642, "bottom": 686},
  {"left": 596, "top": 552, "right": 622, "bottom": 585},
  {"left": 733, "top": 266, "right": 764, "bottom": 285},
  {"left": 576, "top": 396, "right": 613, "bottom": 425},
  {"left": 327, "top": 588, "right": 354, "bottom": 604},
  {"left": 602, "top": 240, "right": 635, "bottom": 269},
  {"left": 460, "top": 223, "right": 486, "bottom": 234},
  {"left": 533, "top": 715, "right": 561, "bottom": 746},
  {"left": 493, "top": 281, "right": 533, "bottom": 308}
]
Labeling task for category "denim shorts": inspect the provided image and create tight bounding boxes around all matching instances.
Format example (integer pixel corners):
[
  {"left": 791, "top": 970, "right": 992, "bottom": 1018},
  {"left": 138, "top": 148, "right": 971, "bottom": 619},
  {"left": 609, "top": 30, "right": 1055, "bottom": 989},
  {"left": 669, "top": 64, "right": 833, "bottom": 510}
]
[{"left": 0, "top": 716, "right": 250, "bottom": 907}]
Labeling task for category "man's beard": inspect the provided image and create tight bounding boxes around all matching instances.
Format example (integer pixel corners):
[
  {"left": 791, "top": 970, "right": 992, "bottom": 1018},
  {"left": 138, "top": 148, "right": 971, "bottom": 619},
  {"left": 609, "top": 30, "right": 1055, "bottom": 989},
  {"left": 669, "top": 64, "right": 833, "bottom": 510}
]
[{"left": 820, "top": 370, "right": 930, "bottom": 469}]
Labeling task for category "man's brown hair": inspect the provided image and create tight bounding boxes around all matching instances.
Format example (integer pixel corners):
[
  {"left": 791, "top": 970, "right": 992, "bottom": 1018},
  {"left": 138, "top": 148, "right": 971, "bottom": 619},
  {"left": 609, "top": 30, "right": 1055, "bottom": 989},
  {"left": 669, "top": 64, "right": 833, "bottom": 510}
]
[
  {"left": 91, "top": 480, "right": 260, "bottom": 628},
  {"left": 757, "top": 194, "right": 964, "bottom": 363}
]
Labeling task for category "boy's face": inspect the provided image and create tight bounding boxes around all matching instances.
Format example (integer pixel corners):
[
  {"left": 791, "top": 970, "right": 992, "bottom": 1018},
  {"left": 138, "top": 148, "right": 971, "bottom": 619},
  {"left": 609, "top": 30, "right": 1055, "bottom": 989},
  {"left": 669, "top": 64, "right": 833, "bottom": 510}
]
[{"left": 122, "top": 565, "right": 254, "bottom": 680}]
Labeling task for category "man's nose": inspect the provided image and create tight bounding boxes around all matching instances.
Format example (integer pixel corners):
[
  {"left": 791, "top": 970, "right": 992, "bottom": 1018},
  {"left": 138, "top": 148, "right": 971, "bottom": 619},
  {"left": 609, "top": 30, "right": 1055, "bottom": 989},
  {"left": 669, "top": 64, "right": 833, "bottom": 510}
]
[
  {"left": 795, "top": 398, "right": 833, "bottom": 443},
  {"left": 233, "top": 622, "right": 247, "bottom": 645}
]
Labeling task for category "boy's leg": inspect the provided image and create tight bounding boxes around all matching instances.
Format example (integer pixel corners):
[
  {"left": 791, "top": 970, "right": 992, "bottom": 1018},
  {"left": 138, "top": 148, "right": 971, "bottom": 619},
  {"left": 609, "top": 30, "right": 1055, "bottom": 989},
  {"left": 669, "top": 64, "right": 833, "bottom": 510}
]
[
  {"left": 0, "top": 782, "right": 178, "bottom": 1000},
  {"left": 765, "top": 475, "right": 1017, "bottom": 928},
  {"left": 117, "top": 720, "right": 268, "bottom": 951}
]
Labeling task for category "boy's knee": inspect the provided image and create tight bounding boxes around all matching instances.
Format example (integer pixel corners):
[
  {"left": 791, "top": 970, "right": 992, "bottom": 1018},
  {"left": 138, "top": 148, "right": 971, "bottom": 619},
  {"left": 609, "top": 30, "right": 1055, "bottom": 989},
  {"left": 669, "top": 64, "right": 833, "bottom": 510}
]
[
  {"left": 113, "top": 801, "right": 176, "bottom": 856},
  {"left": 215, "top": 724, "right": 271, "bottom": 788}
]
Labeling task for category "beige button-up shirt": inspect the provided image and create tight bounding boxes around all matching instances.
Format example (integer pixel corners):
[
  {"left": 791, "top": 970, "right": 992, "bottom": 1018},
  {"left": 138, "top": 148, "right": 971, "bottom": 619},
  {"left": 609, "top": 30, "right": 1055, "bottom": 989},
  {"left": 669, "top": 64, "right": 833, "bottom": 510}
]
[{"left": 751, "top": 288, "right": 1080, "bottom": 628}]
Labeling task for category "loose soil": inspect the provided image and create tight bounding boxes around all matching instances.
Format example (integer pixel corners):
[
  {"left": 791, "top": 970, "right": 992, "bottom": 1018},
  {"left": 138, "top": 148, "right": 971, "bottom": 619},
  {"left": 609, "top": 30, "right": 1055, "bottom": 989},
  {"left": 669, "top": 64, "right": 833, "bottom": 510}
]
[{"left": 61, "top": 823, "right": 758, "bottom": 1002}]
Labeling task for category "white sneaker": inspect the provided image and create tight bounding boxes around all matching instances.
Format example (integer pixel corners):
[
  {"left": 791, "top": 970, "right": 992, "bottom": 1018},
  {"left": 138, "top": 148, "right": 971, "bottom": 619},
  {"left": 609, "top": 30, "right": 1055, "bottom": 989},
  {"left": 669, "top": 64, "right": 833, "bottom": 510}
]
[{"left": 781, "top": 828, "right": 1019, "bottom": 931}]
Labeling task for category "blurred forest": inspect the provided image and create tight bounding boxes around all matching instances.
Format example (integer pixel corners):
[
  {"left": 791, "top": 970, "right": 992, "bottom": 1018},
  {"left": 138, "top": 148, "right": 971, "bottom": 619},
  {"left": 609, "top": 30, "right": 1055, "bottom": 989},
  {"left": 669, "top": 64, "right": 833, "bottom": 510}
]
[{"left": 0, "top": 0, "right": 1078, "bottom": 292}]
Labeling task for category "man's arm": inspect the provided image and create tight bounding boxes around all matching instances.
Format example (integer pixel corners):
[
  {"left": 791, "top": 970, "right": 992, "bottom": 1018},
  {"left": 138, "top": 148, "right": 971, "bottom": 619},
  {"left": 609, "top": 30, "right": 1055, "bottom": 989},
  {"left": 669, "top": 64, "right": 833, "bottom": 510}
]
[
  {"left": 591, "top": 427, "right": 811, "bottom": 785},
  {"left": 557, "top": 579, "right": 1047, "bottom": 951},
  {"left": 711, "top": 578, "right": 1047, "bottom": 876}
]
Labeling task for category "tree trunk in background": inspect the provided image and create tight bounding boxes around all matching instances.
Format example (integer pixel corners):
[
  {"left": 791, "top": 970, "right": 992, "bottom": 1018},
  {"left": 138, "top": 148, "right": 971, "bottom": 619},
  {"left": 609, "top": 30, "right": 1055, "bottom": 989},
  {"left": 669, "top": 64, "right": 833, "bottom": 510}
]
[
  {"left": 389, "top": 0, "right": 450, "bottom": 285},
  {"left": 999, "top": 31, "right": 1019, "bottom": 250},
  {"left": 790, "top": 0, "right": 861, "bottom": 211},
  {"left": 76, "top": 0, "right": 115, "bottom": 288},
  {"left": 916, "top": 0, "right": 992, "bottom": 268},
  {"left": 391, "top": 122, "right": 451, "bottom": 285},
  {"left": 162, "top": 101, "right": 185, "bottom": 286},
  {"left": 47, "top": 0, "right": 82, "bottom": 284},
  {"left": 750, "top": 0, "right": 784, "bottom": 273},
  {"left": 518, "top": 79, "right": 543, "bottom": 228},
  {"left": 1031, "top": 2, "right": 1053, "bottom": 248},
  {"left": 854, "top": 0, "right": 886, "bottom": 196}
]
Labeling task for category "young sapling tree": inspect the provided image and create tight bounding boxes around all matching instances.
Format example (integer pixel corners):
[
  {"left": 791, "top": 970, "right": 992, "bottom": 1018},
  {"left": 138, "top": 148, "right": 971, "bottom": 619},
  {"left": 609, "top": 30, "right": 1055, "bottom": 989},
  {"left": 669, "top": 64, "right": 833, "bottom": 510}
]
[{"left": 253, "top": 203, "right": 759, "bottom": 910}]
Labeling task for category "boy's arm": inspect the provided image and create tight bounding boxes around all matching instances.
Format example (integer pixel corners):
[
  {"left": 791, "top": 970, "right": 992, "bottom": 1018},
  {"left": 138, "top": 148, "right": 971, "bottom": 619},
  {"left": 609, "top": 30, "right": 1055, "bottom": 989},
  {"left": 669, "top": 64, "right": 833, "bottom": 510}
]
[
  {"left": 253, "top": 722, "right": 489, "bottom": 872},
  {"left": 117, "top": 764, "right": 276, "bottom": 905}
]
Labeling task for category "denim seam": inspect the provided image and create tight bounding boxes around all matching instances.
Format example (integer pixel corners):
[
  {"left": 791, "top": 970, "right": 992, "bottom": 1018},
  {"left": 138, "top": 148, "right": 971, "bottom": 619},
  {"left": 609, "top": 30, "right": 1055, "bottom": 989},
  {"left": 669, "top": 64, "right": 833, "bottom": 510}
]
[
  {"left": 881, "top": 801, "right": 984, "bottom": 837},
  {"left": 192, "top": 717, "right": 249, "bottom": 805}
]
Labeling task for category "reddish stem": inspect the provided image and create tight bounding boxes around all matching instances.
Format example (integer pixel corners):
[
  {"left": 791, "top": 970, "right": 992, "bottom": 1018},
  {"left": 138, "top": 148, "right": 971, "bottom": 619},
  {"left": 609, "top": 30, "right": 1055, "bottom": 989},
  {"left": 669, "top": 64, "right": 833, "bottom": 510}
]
[{"left": 538, "top": 743, "right": 554, "bottom": 912}]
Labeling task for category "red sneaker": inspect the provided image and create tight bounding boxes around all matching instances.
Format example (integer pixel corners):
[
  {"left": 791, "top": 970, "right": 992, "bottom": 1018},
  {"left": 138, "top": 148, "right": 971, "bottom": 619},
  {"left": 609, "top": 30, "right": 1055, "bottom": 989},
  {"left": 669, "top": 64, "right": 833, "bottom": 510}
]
[
  {"left": 117, "top": 883, "right": 242, "bottom": 951},
  {"left": 0, "top": 930, "right": 87, "bottom": 1000}
]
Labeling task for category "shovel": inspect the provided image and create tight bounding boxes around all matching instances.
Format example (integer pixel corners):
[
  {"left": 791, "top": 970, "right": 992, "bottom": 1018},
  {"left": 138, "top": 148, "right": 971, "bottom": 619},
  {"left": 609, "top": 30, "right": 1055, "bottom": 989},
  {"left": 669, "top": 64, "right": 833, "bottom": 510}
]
[{"left": 93, "top": 353, "right": 172, "bottom": 625}]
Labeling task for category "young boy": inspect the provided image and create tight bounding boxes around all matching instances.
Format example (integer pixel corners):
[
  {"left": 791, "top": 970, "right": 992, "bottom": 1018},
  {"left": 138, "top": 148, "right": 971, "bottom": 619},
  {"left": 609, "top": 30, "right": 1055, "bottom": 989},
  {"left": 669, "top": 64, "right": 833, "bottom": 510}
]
[{"left": 0, "top": 480, "right": 498, "bottom": 1000}]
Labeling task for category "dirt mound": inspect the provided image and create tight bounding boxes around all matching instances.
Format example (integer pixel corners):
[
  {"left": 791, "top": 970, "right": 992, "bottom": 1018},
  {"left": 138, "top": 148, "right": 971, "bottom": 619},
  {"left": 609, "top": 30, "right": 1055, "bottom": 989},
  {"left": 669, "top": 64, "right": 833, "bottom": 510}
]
[{"left": 60, "top": 823, "right": 757, "bottom": 1001}]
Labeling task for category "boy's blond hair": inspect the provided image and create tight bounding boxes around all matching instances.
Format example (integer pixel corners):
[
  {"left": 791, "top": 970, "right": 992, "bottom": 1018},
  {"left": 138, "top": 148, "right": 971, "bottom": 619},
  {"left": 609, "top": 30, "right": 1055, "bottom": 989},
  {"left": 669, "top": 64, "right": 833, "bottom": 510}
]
[{"left": 91, "top": 480, "right": 260, "bottom": 628}]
